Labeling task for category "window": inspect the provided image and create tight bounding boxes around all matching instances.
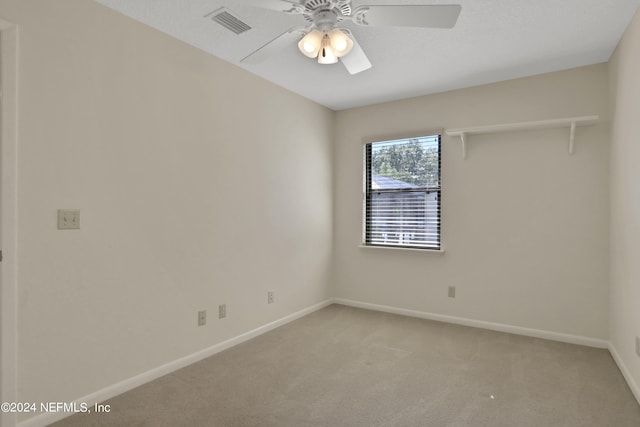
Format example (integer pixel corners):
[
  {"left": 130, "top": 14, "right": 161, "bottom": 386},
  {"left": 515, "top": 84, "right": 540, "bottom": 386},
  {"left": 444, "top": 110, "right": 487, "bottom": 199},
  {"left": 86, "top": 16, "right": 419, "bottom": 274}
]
[{"left": 364, "top": 135, "right": 441, "bottom": 250}]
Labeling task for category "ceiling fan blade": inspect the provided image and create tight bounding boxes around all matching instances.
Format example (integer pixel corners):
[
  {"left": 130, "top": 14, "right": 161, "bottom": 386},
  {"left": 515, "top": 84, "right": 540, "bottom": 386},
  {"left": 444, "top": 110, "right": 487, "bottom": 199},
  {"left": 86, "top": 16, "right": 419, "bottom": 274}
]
[
  {"left": 340, "top": 35, "right": 372, "bottom": 75},
  {"left": 353, "top": 5, "right": 461, "bottom": 29},
  {"left": 246, "top": 0, "right": 303, "bottom": 13},
  {"left": 241, "top": 29, "right": 301, "bottom": 64}
]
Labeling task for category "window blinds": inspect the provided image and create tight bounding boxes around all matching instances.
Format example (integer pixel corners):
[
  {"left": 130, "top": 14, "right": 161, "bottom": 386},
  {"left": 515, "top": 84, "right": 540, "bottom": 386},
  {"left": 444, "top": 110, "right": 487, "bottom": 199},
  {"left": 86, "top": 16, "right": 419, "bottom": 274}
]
[{"left": 365, "top": 135, "right": 441, "bottom": 250}]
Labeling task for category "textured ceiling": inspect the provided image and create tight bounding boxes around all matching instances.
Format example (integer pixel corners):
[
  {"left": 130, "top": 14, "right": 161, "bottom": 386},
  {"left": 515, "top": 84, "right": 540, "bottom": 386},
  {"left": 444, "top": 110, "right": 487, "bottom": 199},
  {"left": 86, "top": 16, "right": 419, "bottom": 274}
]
[{"left": 94, "top": 0, "right": 640, "bottom": 110}]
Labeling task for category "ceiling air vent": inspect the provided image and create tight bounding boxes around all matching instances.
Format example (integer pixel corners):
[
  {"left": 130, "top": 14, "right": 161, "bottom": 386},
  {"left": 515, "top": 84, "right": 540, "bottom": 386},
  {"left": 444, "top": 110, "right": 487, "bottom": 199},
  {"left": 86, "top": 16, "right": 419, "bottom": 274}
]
[{"left": 206, "top": 8, "right": 251, "bottom": 35}]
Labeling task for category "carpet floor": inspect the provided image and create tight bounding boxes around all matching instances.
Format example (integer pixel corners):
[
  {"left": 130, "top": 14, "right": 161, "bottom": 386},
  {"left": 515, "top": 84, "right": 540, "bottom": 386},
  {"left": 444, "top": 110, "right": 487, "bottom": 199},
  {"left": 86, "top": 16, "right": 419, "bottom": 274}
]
[{"left": 52, "top": 304, "right": 640, "bottom": 426}]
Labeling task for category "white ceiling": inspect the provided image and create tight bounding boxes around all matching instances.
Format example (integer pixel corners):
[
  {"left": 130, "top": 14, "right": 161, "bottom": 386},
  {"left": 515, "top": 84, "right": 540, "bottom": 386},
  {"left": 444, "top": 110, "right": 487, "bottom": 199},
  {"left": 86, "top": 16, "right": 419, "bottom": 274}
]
[{"left": 94, "top": 0, "right": 640, "bottom": 110}]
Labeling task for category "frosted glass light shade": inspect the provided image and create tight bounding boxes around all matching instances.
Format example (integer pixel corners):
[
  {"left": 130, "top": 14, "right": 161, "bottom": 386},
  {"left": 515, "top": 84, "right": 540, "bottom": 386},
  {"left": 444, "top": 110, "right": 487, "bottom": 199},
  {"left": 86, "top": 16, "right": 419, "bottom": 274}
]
[
  {"left": 328, "top": 29, "right": 353, "bottom": 57},
  {"left": 298, "top": 30, "right": 323, "bottom": 58}
]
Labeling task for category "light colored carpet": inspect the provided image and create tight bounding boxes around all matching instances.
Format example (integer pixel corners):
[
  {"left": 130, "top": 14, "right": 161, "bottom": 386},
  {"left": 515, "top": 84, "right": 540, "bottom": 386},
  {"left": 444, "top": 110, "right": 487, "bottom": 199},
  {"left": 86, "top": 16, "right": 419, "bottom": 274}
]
[{"left": 52, "top": 304, "right": 640, "bottom": 426}]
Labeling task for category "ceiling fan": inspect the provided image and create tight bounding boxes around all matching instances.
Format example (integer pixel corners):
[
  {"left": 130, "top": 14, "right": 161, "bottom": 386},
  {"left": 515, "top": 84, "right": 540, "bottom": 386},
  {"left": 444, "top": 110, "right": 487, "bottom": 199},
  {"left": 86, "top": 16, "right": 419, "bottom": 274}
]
[{"left": 241, "top": 0, "right": 461, "bottom": 75}]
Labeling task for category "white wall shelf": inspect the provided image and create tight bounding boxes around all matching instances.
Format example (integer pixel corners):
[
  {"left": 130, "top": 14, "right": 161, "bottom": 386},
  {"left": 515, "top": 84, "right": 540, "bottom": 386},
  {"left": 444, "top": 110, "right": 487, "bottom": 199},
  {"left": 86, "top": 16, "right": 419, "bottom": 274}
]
[{"left": 445, "top": 115, "right": 599, "bottom": 159}]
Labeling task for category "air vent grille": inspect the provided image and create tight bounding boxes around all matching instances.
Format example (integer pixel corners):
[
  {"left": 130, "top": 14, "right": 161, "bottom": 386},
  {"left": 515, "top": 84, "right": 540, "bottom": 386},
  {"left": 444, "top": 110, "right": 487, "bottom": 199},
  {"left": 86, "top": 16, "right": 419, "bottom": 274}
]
[{"left": 206, "top": 8, "right": 251, "bottom": 35}]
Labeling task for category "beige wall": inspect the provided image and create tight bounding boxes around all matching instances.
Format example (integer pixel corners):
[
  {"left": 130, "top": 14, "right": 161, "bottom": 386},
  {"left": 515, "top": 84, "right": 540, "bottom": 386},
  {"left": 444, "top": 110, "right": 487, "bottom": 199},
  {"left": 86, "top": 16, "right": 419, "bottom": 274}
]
[
  {"left": 609, "top": 8, "right": 640, "bottom": 396},
  {"left": 0, "top": 0, "right": 333, "bottom": 415},
  {"left": 334, "top": 64, "right": 610, "bottom": 340}
]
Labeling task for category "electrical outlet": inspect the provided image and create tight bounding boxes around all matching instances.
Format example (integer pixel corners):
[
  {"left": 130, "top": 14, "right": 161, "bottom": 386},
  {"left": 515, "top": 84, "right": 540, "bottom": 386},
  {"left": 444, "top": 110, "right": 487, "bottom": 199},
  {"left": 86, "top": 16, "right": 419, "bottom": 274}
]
[
  {"left": 448, "top": 286, "right": 456, "bottom": 298},
  {"left": 218, "top": 304, "right": 226, "bottom": 319},
  {"left": 636, "top": 336, "right": 640, "bottom": 358},
  {"left": 268, "top": 291, "right": 274, "bottom": 304},
  {"left": 197, "top": 310, "right": 206, "bottom": 326}
]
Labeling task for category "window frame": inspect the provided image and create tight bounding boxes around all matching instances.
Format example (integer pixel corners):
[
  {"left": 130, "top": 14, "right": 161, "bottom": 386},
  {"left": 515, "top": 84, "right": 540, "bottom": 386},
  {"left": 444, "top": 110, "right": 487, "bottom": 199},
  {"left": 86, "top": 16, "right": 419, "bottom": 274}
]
[{"left": 362, "top": 132, "right": 442, "bottom": 251}]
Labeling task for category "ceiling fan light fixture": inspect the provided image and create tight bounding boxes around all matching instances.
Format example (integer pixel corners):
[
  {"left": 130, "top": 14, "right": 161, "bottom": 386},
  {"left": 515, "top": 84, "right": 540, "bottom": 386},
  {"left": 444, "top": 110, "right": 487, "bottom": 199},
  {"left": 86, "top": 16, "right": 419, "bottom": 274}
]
[
  {"left": 318, "top": 34, "right": 338, "bottom": 64},
  {"left": 328, "top": 28, "right": 353, "bottom": 57},
  {"left": 243, "top": 1, "right": 462, "bottom": 76},
  {"left": 298, "top": 30, "right": 323, "bottom": 58}
]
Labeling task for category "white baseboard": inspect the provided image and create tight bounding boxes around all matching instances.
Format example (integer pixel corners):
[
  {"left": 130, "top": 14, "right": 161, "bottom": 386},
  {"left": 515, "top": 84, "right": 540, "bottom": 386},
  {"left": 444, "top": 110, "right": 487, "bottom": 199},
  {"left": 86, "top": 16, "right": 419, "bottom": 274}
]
[
  {"left": 333, "top": 298, "right": 609, "bottom": 349},
  {"left": 608, "top": 343, "right": 640, "bottom": 406},
  {"left": 18, "top": 299, "right": 333, "bottom": 427}
]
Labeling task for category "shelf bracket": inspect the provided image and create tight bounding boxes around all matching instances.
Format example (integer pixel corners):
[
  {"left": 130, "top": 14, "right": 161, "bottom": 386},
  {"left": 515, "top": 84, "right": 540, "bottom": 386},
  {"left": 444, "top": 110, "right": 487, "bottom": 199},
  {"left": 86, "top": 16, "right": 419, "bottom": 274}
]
[
  {"left": 568, "top": 121, "right": 576, "bottom": 155},
  {"left": 446, "top": 115, "right": 598, "bottom": 160},
  {"left": 460, "top": 132, "right": 467, "bottom": 160}
]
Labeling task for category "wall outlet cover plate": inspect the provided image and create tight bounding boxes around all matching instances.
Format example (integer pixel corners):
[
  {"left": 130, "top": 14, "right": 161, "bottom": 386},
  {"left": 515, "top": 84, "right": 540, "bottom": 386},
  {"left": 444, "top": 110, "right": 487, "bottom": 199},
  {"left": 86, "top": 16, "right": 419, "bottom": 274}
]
[
  {"left": 197, "top": 310, "right": 206, "bottom": 326},
  {"left": 218, "top": 304, "right": 226, "bottom": 319}
]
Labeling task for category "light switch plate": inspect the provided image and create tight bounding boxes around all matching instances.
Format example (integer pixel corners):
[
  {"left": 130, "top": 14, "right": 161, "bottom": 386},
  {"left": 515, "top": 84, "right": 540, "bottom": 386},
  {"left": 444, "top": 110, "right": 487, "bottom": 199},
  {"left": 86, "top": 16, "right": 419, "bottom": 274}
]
[
  {"left": 636, "top": 336, "right": 640, "bottom": 358},
  {"left": 57, "top": 209, "right": 80, "bottom": 229}
]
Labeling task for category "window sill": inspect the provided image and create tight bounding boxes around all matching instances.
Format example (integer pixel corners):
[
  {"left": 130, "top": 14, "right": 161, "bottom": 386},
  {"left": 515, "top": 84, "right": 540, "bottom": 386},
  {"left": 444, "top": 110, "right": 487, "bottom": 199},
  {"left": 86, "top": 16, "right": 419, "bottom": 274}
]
[{"left": 359, "top": 245, "right": 445, "bottom": 255}]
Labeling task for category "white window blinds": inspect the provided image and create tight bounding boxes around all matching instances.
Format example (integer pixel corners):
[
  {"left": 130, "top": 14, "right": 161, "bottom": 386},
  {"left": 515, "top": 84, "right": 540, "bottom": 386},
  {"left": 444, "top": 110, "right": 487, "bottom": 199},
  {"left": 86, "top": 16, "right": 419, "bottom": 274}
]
[{"left": 364, "top": 135, "right": 441, "bottom": 250}]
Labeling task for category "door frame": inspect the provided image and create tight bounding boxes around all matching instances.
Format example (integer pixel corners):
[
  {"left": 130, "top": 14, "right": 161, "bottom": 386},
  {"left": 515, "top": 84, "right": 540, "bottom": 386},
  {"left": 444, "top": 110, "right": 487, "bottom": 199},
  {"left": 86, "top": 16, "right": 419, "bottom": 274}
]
[{"left": 0, "top": 16, "right": 18, "bottom": 427}]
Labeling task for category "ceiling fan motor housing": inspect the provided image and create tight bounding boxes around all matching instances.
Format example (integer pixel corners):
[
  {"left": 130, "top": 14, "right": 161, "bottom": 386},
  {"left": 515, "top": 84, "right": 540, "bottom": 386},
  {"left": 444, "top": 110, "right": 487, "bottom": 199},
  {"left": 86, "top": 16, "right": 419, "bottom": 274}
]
[
  {"left": 302, "top": 0, "right": 352, "bottom": 25},
  {"left": 313, "top": 11, "right": 339, "bottom": 31}
]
